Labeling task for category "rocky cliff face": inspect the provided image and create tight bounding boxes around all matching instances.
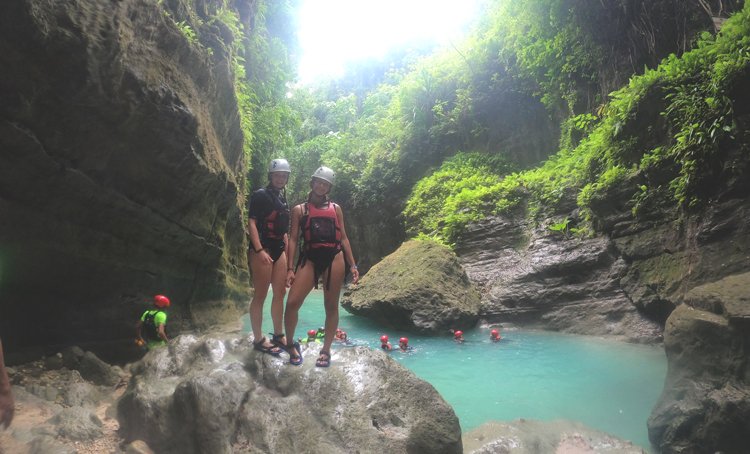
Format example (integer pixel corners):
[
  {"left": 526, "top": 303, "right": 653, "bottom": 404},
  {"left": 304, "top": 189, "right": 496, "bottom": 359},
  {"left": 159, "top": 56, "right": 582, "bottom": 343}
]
[
  {"left": 0, "top": 0, "right": 250, "bottom": 360},
  {"left": 454, "top": 176, "right": 750, "bottom": 451},
  {"left": 455, "top": 213, "right": 663, "bottom": 342},
  {"left": 647, "top": 273, "right": 750, "bottom": 454}
]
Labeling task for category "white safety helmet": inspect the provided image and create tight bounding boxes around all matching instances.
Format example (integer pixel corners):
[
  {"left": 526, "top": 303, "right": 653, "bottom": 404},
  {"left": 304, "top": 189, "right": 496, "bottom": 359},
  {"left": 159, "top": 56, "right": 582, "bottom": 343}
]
[
  {"left": 311, "top": 166, "right": 335, "bottom": 185},
  {"left": 268, "top": 158, "right": 291, "bottom": 174}
]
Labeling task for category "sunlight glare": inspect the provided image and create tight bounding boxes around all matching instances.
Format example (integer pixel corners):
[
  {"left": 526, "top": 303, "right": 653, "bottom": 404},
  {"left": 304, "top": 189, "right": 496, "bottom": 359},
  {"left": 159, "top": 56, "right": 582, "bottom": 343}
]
[{"left": 297, "top": 0, "right": 480, "bottom": 84}]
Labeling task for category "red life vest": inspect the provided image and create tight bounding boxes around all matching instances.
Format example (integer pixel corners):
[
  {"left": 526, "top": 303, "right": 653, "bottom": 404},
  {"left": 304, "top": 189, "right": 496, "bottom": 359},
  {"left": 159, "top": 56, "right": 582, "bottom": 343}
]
[{"left": 302, "top": 202, "right": 342, "bottom": 250}]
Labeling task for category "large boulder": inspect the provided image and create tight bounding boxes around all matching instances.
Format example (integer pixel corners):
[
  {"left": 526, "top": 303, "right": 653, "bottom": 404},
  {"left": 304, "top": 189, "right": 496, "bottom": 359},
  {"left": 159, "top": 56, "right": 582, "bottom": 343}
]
[
  {"left": 648, "top": 273, "right": 750, "bottom": 454},
  {"left": 118, "top": 334, "right": 462, "bottom": 454},
  {"left": 341, "top": 239, "right": 481, "bottom": 333},
  {"left": 0, "top": 0, "right": 250, "bottom": 360}
]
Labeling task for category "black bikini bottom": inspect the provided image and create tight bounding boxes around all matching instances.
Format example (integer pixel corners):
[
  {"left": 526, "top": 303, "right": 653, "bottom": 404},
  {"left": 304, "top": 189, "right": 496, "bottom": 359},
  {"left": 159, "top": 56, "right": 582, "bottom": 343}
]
[
  {"left": 262, "top": 239, "right": 285, "bottom": 263},
  {"left": 297, "top": 247, "right": 341, "bottom": 290}
]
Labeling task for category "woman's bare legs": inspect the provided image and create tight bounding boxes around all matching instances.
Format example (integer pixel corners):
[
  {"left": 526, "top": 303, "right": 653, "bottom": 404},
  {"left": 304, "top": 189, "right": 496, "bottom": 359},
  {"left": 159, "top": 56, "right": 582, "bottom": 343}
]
[
  {"left": 320, "top": 253, "right": 346, "bottom": 357},
  {"left": 284, "top": 261, "right": 316, "bottom": 357},
  {"left": 249, "top": 251, "right": 285, "bottom": 348},
  {"left": 269, "top": 254, "right": 287, "bottom": 337}
]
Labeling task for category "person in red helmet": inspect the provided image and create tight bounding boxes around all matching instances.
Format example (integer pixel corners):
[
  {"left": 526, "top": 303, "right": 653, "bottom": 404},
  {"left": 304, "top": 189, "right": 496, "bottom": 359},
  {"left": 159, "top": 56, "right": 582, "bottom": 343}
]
[
  {"left": 451, "top": 330, "right": 464, "bottom": 343},
  {"left": 335, "top": 328, "right": 348, "bottom": 342},
  {"left": 490, "top": 329, "right": 502, "bottom": 342},
  {"left": 380, "top": 335, "right": 392, "bottom": 351},
  {"left": 136, "top": 294, "right": 170, "bottom": 350},
  {"left": 300, "top": 329, "right": 320, "bottom": 344},
  {"left": 398, "top": 337, "right": 411, "bottom": 352}
]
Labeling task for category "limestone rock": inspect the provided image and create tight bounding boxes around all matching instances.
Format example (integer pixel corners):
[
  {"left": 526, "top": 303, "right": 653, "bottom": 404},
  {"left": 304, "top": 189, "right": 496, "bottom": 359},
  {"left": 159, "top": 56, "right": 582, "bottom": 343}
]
[
  {"left": 49, "top": 407, "right": 104, "bottom": 442},
  {"left": 118, "top": 334, "right": 462, "bottom": 454},
  {"left": 0, "top": 0, "right": 249, "bottom": 360},
  {"left": 341, "top": 239, "right": 481, "bottom": 333},
  {"left": 456, "top": 217, "right": 662, "bottom": 342},
  {"left": 463, "top": 419, "right": 644, "bottom": 453},
  {"left": 648, "top": 280, "right": 750, "bottom": 454}
]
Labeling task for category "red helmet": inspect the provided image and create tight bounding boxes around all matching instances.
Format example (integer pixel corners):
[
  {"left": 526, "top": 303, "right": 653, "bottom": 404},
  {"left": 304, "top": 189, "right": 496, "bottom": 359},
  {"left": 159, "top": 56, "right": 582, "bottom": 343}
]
[
  {"left": 380, "top": 335, "right": 389, "bottom": 342},
  {"left": 308, "top": 329, "right": 317, "bottom": 337},
  {"left": 491, "top": 329, "right": 499, "bottom": 336},
  {"left": 399, "top": 337, "right": 408, "bottom": 344},
  {"left": 454, "top": 330, "right": 463, "bottom": 338},
  {"left": 154, "top": 294, "right": 170, "bottom": 308}
]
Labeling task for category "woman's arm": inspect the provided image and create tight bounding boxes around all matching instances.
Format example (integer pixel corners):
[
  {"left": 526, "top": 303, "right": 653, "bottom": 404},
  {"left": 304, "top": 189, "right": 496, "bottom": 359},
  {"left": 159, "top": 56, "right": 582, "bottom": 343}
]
[
  {"left": 336, "top": 205, "right": 359, "bottom": 284},
  {"left": 286, "top": 204, "right": 302, "bottom": 287},
  {"left": 247, "top": 219, "right": 273, "bottom": 265}
]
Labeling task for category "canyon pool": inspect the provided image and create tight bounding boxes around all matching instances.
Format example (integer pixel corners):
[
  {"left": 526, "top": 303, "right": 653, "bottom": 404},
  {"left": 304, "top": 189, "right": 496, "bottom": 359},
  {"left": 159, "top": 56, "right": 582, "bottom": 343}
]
[{"left": 243, "top": 290, "right": 666, "bottom": 450}]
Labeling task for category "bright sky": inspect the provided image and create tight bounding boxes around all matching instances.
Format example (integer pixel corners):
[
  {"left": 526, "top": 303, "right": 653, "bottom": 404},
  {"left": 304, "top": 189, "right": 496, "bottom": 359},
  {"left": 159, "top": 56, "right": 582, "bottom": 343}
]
[{"left": 296, "top": 0, "right": 481, "bottom": 84}]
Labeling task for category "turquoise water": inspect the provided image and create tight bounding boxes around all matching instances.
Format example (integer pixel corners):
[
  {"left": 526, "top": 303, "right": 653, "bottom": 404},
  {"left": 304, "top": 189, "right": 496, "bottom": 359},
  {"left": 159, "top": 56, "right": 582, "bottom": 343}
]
[{"left": 243, "top": 290, "right": 666, "bottom": 450}]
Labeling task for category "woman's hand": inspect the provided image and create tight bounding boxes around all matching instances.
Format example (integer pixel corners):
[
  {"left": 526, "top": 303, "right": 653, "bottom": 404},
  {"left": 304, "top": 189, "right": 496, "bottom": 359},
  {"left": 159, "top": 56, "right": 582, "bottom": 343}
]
[
  {"left": 286, "top": 269, "right": 295, "bottom": 288},
  {"left": 350, "top": 266, "right": 359, "bottom": 285},
  {"left": 256, "top": 249, "right": 273, "bottom": 265}
]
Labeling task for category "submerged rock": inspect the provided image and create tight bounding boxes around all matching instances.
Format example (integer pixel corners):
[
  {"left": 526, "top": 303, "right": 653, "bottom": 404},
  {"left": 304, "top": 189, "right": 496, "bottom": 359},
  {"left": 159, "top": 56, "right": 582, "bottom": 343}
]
[
  {"left": 648, "top": 272, "right": 750, "bottom": 454},
  {"left": 341, "top": 239, "right": 481, "bottom": 333},
  {"left": 117, "top": 334, "right": 462, "bottom": 454},
  {"left": 463, "top": 419, "right": 644, "bottom": 453}
]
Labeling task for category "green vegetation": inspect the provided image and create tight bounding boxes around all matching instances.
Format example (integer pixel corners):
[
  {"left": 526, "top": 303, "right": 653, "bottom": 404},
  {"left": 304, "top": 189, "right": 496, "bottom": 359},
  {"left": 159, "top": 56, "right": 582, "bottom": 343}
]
[
  {"left": 161, "top": 0, "right": 746, "bottom": 251},
  {"left": 401, "top": 1, "right": 750, "bottom": 242},
  {"left": 277, "top": 0, "right": 732, "bottom": 247}
]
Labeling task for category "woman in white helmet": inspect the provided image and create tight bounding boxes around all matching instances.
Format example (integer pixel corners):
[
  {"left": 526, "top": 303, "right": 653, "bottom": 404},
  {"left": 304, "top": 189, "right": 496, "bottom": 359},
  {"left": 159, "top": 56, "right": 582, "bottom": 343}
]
[
  {"left": 283, "top": 166, "right": 359, "bottom": 367},
  {"left": 246, "top": 158, "right": 292, "bottom": 356}
]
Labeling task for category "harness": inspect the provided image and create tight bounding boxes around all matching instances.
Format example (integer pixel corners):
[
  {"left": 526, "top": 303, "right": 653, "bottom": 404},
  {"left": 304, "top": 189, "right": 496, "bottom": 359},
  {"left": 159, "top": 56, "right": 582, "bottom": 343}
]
[{"left": 259, "top": 188, "right": 289, "bottom": 240}]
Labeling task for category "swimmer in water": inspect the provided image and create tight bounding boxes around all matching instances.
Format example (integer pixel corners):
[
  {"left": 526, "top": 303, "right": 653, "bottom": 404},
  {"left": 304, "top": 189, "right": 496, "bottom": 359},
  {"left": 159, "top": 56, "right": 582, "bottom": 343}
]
[
  {"left": 490, "top": 328, "right": 501, "bottom": 342},
  {"left": 380, "top": 335, "right": 392, "bottom": 351},
  {"left": 300, "top": 329, "right": 320, "bottom": 344},
  {"left": 398, "top": 337, "right": 412, "bottom": 352},
  {"left": 452, "top": 330, "right": 464, "bottom": 343}
]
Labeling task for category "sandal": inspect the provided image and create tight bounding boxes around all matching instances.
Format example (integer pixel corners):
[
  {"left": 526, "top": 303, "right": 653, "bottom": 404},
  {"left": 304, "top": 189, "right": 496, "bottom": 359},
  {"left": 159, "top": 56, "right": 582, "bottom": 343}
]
[
  {"left": 270, "top": 332, "right": 287, "bottom": 348},
  {"left": 287, "top": 342, "right": 303, "bottom": 366},
  {"left": 315, "top": 350, "right": 331, "bottom": 368},
  {"left": 253, "top": 337, "right": 282, "bottom": 356}
]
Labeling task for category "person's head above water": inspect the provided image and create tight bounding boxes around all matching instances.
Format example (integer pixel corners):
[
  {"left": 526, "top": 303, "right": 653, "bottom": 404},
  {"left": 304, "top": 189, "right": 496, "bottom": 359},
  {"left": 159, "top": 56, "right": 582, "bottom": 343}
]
[
  {"left": 307, "top": 329, "right": 317, "bottom": 337},
  {"left": 399, "top": 337, "right": 408, "bottom": 345},
  {"left": 490, "top": 329, "right": 500, "bottom": 338},
  {"left": 380, "top": 335, "right": 389, "bottom": 343}
]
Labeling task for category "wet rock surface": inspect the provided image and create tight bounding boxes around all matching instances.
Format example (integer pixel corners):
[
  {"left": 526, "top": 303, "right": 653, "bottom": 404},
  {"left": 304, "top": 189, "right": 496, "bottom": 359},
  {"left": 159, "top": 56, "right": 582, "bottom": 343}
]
[
  {"left": 341, "top": 239, "right": 481, "bottom": 333},
  {"left": 2, "top": 336, "right": 463, "bottom": 453},
  {"left": 117, "top": 333, "right": 462, "bottom": 454},
  {"left": 456, "top": 217, "right": 662, "bottom": 342},
  {"left": 647, "top": 274, "right": 750, "bottom": 454}
]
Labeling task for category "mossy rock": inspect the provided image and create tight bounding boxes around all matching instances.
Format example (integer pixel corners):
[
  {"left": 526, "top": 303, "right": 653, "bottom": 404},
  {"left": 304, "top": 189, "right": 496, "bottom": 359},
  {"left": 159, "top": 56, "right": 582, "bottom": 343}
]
[{"left": 341, "top": 239, "right": 480, "bottom": 332}]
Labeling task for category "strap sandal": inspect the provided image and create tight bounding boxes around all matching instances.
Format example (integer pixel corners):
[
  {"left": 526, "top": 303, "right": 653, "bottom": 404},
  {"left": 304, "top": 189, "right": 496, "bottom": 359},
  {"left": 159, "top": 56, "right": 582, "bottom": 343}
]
[
  {"left": 315, "top": 350, "right": 331, "bottom": 368},
  {"left": 288, "top": 342, "right": 303, "bottom": 366},
  {"left": 270, "top": 332, "right": 286, "bottom": 348},
  {"left": 253, "top": 337, "right": 282, "bottom": 356}
]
